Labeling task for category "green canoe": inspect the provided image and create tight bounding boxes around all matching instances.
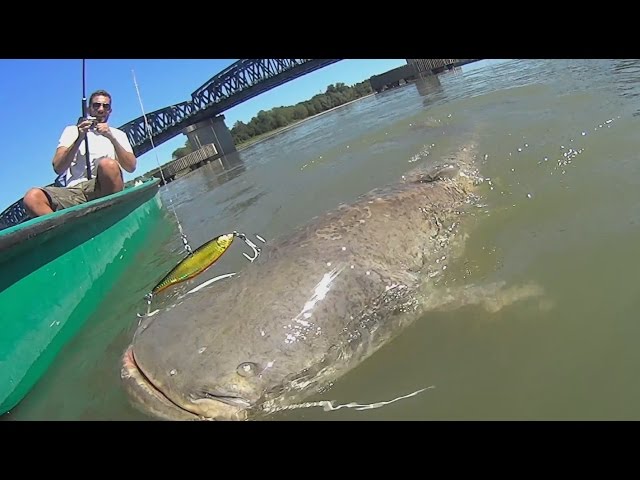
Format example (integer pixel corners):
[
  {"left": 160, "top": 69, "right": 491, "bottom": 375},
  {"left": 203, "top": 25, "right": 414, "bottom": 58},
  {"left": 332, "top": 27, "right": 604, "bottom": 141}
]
[{"left": 0, "top": 179, "right": 162, "bottom": 415}]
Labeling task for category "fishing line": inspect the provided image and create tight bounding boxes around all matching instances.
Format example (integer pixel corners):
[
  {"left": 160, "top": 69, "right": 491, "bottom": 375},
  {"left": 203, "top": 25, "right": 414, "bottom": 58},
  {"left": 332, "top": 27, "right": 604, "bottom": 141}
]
[
  {"left": 263, "top": 386, "right": 434, "bottom": 414},
  {"left": 131, "top": 69, "right": 193, "bottom": 255},
  {"left": 130, "top": 71, "right": 267, "bottom": 319}
]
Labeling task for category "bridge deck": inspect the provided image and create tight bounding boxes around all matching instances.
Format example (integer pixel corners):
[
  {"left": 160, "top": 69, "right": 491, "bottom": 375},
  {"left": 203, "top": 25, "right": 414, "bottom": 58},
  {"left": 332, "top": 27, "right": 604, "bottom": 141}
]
[{"left": 118, "top": 59, "right": 342, "bottom": 157}]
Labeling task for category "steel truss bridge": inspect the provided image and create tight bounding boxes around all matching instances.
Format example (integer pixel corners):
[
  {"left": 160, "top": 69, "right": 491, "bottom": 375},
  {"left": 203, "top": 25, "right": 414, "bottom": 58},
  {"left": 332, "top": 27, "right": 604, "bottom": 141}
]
[{"left": 118, "top": 59, "right": 342, "bottom": 156}]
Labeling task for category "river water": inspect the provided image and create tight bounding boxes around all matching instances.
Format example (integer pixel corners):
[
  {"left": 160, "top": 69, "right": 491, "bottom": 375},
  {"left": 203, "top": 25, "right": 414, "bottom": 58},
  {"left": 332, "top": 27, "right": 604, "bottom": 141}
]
[{"left": 7, "top": 59, "right": 640, "bottom": 420}]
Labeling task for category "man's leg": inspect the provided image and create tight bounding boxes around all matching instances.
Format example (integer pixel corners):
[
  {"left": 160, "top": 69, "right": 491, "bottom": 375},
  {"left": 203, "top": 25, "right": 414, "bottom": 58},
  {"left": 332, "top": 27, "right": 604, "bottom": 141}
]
[
  {"left": 94, "top": 158, "right": 124, "bottom": 198},
  {"left": 23, "top": 188, "right": 54, "bottom": 217},
  {"left": 23, "top": 185, "right": 88, "bottom": 218}
]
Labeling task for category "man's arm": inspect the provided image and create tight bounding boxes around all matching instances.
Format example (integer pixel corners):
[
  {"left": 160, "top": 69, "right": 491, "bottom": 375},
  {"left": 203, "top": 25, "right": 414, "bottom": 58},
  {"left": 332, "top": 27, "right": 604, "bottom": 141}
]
[
  {"left": 52, "top": 122, "right": 93, "bottom": 175},
  {"left": 109, "top": 135, "right": 137, "bottom": 173},
  {"left": 94, "top": 124, "right": 137, "bottom": 173}
]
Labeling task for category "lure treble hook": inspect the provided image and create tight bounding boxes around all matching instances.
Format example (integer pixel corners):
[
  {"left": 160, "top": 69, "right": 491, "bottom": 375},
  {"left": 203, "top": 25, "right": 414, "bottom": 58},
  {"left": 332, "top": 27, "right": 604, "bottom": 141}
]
[
  {"left": 136, "top": 291, "right": 154, "bottom": 318},
  {"left": 233, "top": 231, "right": 264, "bottom": 262}
]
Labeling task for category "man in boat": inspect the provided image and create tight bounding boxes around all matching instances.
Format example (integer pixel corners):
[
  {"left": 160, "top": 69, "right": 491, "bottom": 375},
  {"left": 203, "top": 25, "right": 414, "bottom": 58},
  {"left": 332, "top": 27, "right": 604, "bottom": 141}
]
[{"left": 22, "top": 90, "right": 137, "bottom": 217}]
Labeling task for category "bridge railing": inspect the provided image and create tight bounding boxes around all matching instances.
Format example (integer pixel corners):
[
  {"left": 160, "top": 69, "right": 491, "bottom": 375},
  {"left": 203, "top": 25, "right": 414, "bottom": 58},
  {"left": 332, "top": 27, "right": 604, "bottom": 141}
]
[
  {"left": 146, "top": 143, "right": 219, "bottom": 183},
  {"left": 164, "top": 143, "right": 218, "bottom": 177}
]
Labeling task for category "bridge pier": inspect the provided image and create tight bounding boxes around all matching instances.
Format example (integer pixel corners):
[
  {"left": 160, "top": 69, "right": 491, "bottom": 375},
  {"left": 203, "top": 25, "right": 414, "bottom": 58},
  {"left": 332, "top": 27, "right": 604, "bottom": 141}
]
[{"left": 183, "top": 115, "right": 236, "bottom": 156}]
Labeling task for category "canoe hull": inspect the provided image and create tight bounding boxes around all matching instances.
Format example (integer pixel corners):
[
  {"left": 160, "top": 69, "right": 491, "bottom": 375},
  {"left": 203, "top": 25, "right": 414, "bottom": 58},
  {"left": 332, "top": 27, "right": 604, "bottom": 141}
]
[{"left": 0, "top": 180, "right": 162, "bottom": 415}]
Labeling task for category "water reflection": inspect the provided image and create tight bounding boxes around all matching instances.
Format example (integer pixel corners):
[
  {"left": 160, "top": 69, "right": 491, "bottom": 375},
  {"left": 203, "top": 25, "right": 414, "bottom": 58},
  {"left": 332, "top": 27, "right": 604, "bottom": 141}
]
[
  {"left": 413, "top": 75, "right": 448, "bottom": 109},
  {"left": 413, "top": 74, "right": 443, "bottom": 98},
  {"left": 162, "top": 150, "right": 247, "bottom": 199},
  {"left": 202, "top": 151, "right": 246, "bottom": 190}
]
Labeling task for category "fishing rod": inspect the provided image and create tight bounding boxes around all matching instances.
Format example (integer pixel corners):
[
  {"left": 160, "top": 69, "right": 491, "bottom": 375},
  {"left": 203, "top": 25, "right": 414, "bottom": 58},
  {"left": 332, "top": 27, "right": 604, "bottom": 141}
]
[{"left": 81, "top": 59, "right": 92, "bottom": 180}]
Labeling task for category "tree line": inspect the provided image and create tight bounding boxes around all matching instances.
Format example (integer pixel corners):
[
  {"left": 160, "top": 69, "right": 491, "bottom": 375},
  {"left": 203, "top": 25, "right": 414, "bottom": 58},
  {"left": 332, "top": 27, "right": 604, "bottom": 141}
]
[{"left": 171, "top": 80, "right": 374, "bottom": 160}]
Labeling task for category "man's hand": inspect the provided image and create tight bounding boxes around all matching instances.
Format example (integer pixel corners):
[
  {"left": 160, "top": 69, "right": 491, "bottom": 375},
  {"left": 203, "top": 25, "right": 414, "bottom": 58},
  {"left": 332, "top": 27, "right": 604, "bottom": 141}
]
[
  {"left": 76, "top": 118, "right": 95, "bottom": 135},
  {"left": 94, "top": 122, "right": 113, "bottom": 139}
]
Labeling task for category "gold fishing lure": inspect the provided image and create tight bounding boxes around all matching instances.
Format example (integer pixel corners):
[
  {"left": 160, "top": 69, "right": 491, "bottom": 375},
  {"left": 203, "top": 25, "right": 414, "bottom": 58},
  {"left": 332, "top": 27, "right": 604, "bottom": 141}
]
[{"left": 152, "top": 233, "right": 235, "bottom": 294}]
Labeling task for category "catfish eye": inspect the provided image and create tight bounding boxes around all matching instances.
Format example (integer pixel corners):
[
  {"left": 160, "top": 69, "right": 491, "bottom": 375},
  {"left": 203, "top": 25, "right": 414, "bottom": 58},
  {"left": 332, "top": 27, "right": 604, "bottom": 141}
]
[{"left": 237, "top": 362, "right": 259, "bottom": 377}]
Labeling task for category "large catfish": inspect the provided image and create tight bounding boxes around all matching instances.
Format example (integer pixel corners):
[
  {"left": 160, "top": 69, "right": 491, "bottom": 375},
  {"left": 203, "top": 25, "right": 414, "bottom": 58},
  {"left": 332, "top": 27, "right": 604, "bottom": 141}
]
[{"left": 121, "top": 139, "right": 543, "bottom": 420}]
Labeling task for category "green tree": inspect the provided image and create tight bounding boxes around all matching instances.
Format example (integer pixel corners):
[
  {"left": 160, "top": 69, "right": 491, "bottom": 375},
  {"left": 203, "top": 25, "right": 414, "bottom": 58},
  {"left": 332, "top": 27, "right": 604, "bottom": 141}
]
[{"left": 228, "top": 78, "right": 375, "bottom": 146}]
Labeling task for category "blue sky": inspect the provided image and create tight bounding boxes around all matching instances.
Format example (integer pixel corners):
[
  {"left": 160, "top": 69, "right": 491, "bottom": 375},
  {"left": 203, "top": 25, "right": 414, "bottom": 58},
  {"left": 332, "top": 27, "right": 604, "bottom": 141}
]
[{"left": 0, "top": 59, "right": 406, "bottom": 211}]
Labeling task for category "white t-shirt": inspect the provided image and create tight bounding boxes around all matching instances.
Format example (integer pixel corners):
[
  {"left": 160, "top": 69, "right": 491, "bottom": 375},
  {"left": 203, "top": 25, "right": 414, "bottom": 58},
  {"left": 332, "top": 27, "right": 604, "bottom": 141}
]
[{"left": 57, "top": 125, "right": 134, "bottom": 187}]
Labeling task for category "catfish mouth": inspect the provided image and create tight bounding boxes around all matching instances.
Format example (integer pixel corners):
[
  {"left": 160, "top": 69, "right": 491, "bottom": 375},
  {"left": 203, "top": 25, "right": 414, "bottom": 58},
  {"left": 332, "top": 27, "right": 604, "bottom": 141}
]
[{"left": 120, "top": 345, "right": 249, "bottom": 421}]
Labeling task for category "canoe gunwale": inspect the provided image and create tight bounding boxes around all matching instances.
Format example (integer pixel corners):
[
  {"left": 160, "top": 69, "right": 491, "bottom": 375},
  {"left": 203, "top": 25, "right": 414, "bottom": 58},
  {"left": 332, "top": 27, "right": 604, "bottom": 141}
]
[{"left": 0, "top": 179, "right": 160, "bottom": 253}]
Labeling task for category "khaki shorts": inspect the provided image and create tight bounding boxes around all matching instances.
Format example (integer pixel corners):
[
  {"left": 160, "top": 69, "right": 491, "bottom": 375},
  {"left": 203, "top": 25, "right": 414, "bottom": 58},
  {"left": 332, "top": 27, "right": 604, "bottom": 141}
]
[{"left": 41, "top": 179, "right": 104, "bottom": 211}]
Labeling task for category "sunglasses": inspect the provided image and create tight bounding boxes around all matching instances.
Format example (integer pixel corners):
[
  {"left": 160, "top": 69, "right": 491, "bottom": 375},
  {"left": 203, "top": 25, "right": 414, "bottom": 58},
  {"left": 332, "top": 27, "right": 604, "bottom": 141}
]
[{"left": 91, "top": 102, "right": 111, "bottom": 110}]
